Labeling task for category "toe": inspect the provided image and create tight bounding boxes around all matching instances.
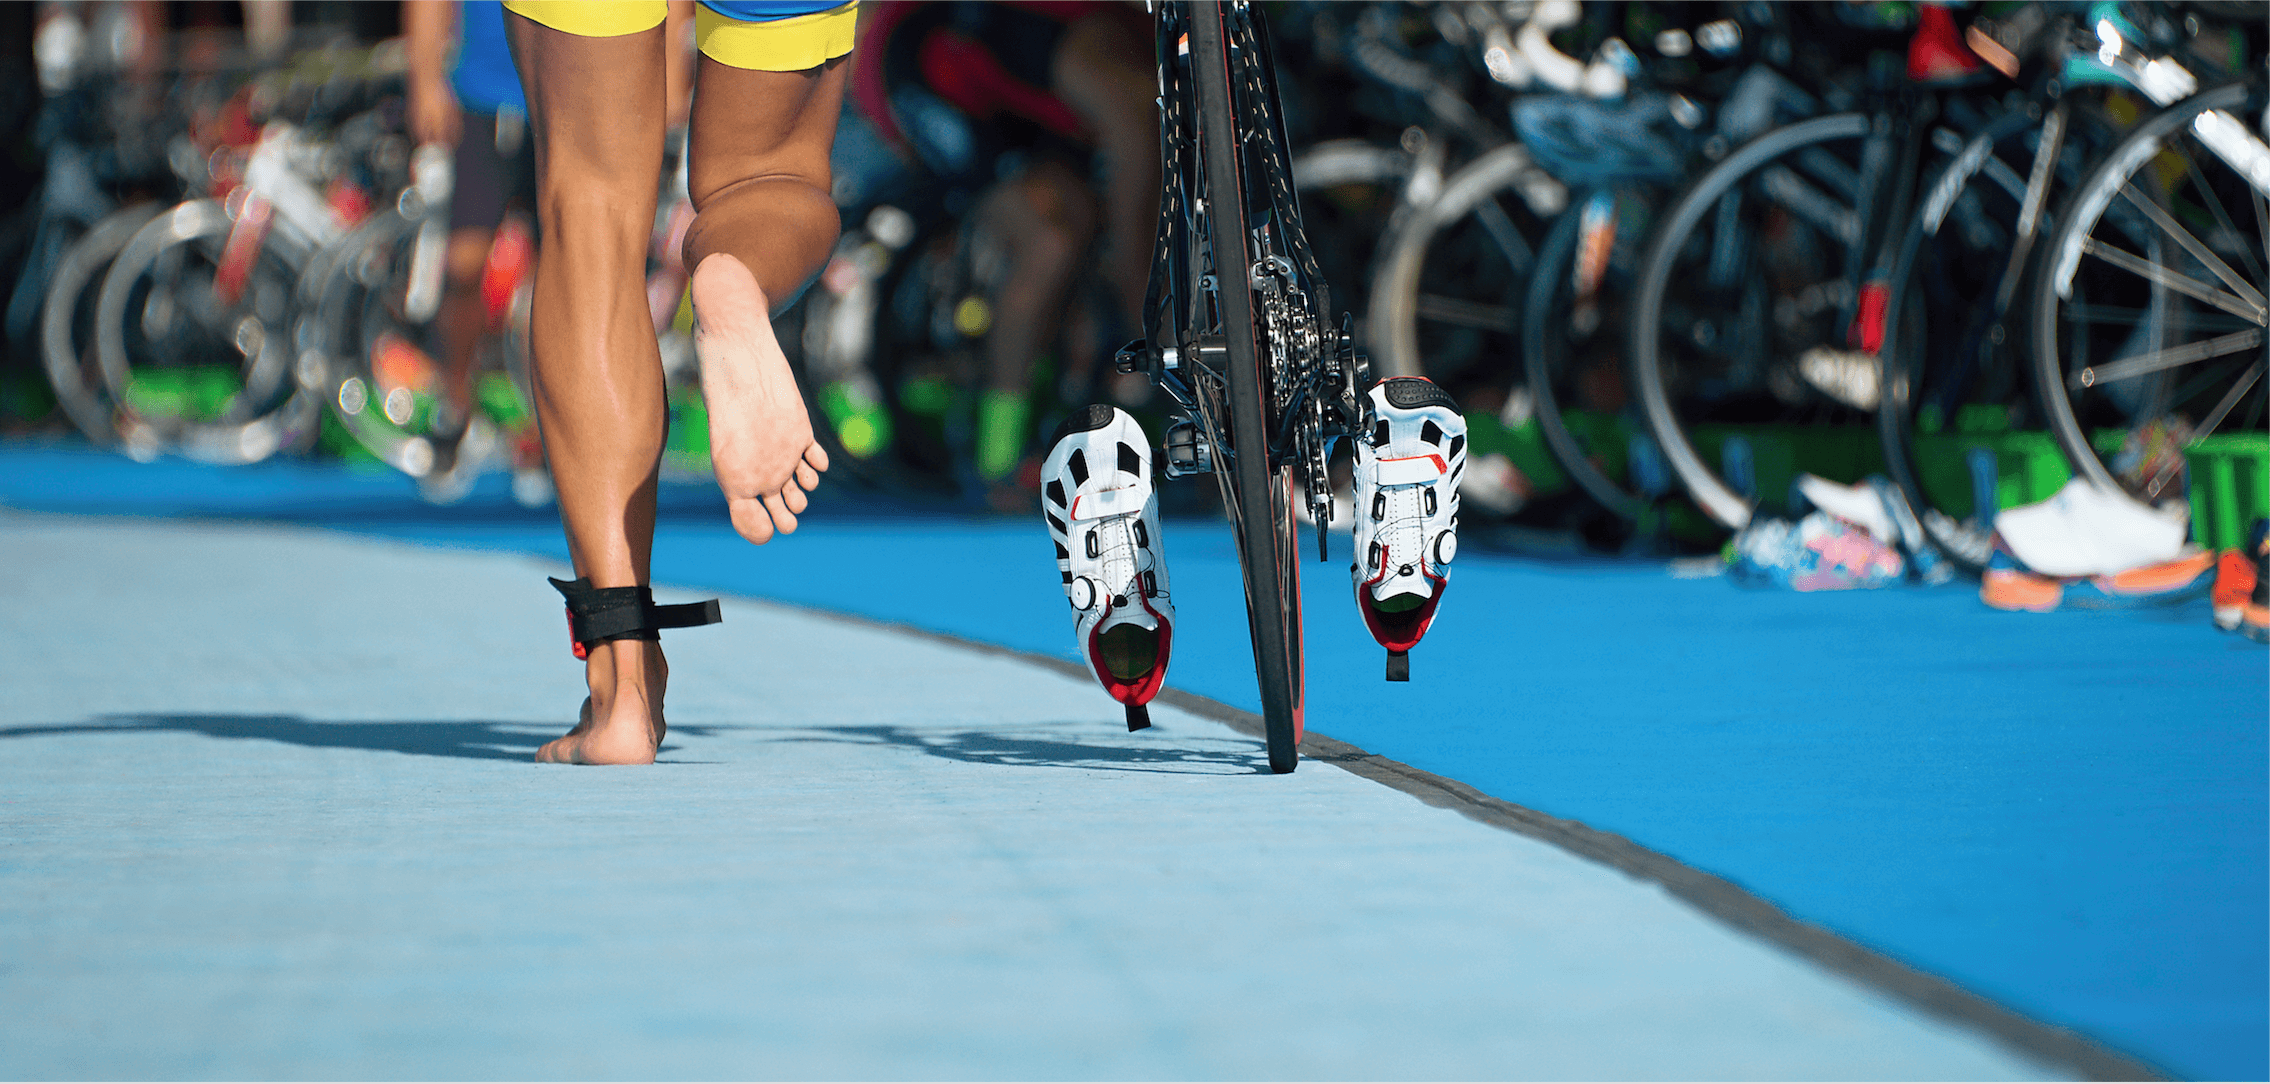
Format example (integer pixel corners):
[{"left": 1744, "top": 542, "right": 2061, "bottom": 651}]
[
  {"left": 762, "top": 491, "right": 800, "bottom": 535},
  {"left": 795, "top": 460, "right": 820, "bottom": 492},
  {"left": 782, "top": 482, "right": 809, "bottom": 515},
  {"left": 804, "top": 441, "right": 830, "bottom": 473},
  {"left": 729, "top": 498, "right": 778, "bottom": 545}
]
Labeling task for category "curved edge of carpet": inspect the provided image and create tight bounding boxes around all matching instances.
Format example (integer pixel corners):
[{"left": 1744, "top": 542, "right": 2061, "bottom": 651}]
[{"left": 759, "top": 593, "right": 2172, "bottom": 1084}]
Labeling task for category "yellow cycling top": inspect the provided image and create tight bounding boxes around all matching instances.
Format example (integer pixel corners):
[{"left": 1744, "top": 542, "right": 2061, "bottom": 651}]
[{"left": 503, "top": 1, "right": 857, "bottom": 72}]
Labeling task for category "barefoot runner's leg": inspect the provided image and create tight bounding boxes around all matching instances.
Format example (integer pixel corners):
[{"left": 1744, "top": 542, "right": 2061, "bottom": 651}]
[
  {"left": 679, "top": 29, "right": 850, "bottom": 544},
  {"left": 505, "top": 4, "right": 673, "bottom": 764},
  {"left": 503, "top": 0, "right": 855, "bottom": 763}
]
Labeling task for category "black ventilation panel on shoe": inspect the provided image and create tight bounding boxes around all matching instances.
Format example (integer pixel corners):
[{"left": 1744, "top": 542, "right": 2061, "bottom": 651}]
[
  {"left": 1045, "top": 479, "right": 1067, "bottom": 508},
  {"left": 1054, "top": 541, "right": 1070, "bottom": 561},
  {"left": 1420, "top": 420, "right": 1443, "bottom": 445},
  {"left": 1372, "top": 420, "right": 1390, "bottom": 447},
  {"left": 1381, "top": 378, "right": 1457, "bottom": 410},
  {"left": 1048, "top": 403, "right": 1117, "bottom": 448},
  {"left": 1068, "top": 449, "right": 1089, "bottom": 487},
  {"left": 1447, "top": 434, "right": 1464, "bottom": 460},
  {"left": 1118, "top": 441, "right": 1143, "bottom": 477},
  {"left": 1046, "top": 510, "right": 1067, "bottom": 535}
]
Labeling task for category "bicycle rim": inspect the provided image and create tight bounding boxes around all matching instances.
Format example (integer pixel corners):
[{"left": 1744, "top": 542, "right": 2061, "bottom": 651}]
[{"left": 1190, "top": 1, "right": 1304, "bottom": 773}]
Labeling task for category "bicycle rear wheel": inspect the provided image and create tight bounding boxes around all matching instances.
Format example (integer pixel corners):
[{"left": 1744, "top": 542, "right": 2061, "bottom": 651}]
[
  {"left": 1878, "top": 98, "right": 2110, "bottom": 572},
  {"left": 2031, "top": 78, "right": 2267, "bottom": 506},
  {"left": 93, "top": 199, "right": 322, "bottom": 464},
  {"left": 1188, "top": 1, "right": 1304, "bottom": 773},
  {"left": 1627, "top": 112, "right": 1877, "bottom": 531}
]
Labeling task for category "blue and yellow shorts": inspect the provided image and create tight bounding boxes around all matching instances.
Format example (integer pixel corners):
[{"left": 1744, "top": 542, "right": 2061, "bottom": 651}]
[{"left": 503, "top": 1, "right": 857, "bottom": 72}]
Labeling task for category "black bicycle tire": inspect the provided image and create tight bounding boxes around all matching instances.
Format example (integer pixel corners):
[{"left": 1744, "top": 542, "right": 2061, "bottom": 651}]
[
  {"left": 1189, "top": 1, "right": 1305, "bottom": 774},
  {"left": 40, "top": 204, "right": 161, "bottom": 447},
  {"left": 1627, "top": 112, "right": 1873, "bottom": 532},
  {"left": 1876, "top": 101, "right": 2088, "bottom": 574},
  {"left": 1523, "top": 192, "right": 1649, "bottom": 520},
  {"left": 2029, "top": 78, "right": 2264, "bottom": 493}
]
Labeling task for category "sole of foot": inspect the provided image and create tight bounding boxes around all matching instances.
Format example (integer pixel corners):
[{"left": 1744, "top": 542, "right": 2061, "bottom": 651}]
[{"left": 691, "top": 254, "right": 830, "bottom": 545}]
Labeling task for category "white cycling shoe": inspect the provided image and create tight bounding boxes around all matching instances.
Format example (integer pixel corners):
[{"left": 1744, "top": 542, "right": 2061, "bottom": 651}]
[
  {"left": 1042, "top": 405, "right": 1174, "bottom": 731},
  {"left": 1352, "top": 376, "right": 1465, "bottom": 681}
]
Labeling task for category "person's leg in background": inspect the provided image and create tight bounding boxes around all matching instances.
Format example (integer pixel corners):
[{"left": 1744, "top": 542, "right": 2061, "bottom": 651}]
[
  {"left": 973, "top": 159, "right": 1097, "bottom": 497},
  {"left": 506, "top": 6, "right": 674, "bottom": 765},
  {"left": 433, "top": 112, "right": 513, "bottom": 440},
  {"left": 1052, "top": 7, "right": 1159, "bottom": 340}
]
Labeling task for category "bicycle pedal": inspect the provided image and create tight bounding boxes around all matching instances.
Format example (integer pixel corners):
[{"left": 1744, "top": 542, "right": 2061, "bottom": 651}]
[
  {"left": 1162, "top": 418, "right": 1213, "bottom": 478},
  {"left": 1385, "top": 651, "right": 1409, "bottom": 682},
  {"left": 1126, "top": 703, "right": 1152, "bottom": 732}
]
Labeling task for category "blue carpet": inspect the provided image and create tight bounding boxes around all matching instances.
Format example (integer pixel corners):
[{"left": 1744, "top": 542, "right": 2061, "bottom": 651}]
[{"left": 5, "top": 442, "right": 2264, "bottom": 1080}]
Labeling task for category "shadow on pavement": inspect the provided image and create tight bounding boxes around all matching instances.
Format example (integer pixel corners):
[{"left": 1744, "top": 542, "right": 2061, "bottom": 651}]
[
  {"left": 767, "top": 723, "right": 1268, "bottom": 775},
  {"left": 0, "top": 713, "right": 723, "bottom": 762}
]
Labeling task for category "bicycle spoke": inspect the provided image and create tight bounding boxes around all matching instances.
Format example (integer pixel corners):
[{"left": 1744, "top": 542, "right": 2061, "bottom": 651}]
[
  {"left": 2080, "top": 237, "right": 2268, "bottom": 324},
  {"left": 2065, "top": 304, "right": 2258, "bottom": 333},
  {"left": 1793, "top": 145, "right": 1861, "bottom": 203},
  {"left": 2074, "top": 327, "right": 2264, "bottom": 387},
  {"left": 2255, "top": 185, "right": 2269, "bottom": 283},
  {"left": 1706, "top": 189, "right": 1744, "bottom": 291},
  {"left": 1472, "top": 195, "right": 1534, "bottom": 277},
  {"left": 2118, "top": 181, "right": 2268, "bottom": 313},
  {"left": 2181, "top": 136, "right": 2267, "bottom": 285},
  {"left": 1758, "top": 165, "right": 1861, "bottom": 247},
  {"left": 1416, "top": 294, "right": 1516, "bottom": 333},
  {"left": 2141, "top": 358, "right": 2264, "bottom": 499}
]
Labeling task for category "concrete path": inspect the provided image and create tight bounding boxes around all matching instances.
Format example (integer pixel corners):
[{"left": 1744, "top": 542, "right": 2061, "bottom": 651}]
[{"left": 0, "top": 511, "right": 2059, "bottom": 1079}]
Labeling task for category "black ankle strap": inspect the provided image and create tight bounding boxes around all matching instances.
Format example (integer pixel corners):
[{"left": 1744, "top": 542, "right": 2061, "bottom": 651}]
[{"left": 549, "top": 576, "right": 722, "bottom": 660}]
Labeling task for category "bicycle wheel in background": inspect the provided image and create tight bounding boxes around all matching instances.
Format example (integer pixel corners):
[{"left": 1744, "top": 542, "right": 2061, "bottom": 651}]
[
  {"left": 93, "top": 199, "right": 322, "bottom": 464},
  {"left": 2031, "top": 78, "right": 2266, "bottom": 507},
  {"left": 1877, "top": 98, "right": 2113, "bottom": 573},
  {"left": 40, "top": 203, "right": 161, "bottom": 447},
  {"left": 1366, "top": 143, "right": 1560, "bottom": 397},
  {"left": 1626, "top": 112, "right": 1877, "bottom": 532},
  {"left": 302, "top": 207, "right": 474, "bottom": 480},
  {"left": 1289, "top": 136, "right": 1409, "bottom": 347},
  {"left": 1521, "top": 186, "right": 1659, "bottom": 520},
  {"left": 1187, "top": 0, "right": 1304, "bottom": 774}
]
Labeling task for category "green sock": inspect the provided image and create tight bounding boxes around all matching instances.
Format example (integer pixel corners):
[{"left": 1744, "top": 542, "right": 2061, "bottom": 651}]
[{"left": 976, "top": 389, "right": 1031, "bottom": 483}]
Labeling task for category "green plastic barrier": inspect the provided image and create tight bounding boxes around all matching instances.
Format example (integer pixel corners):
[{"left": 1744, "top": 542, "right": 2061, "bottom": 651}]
[{"left": 2186, "top": 433, "right": 2269, "bottom": 551}]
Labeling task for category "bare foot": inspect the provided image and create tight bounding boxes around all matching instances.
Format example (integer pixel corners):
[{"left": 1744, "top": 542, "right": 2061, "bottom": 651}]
[
  {"left": 536, "top": 640, "right": 669, "bottom": 765},
  {"left": 692, "top": 254, "right": 830, "bottom": 545}
]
